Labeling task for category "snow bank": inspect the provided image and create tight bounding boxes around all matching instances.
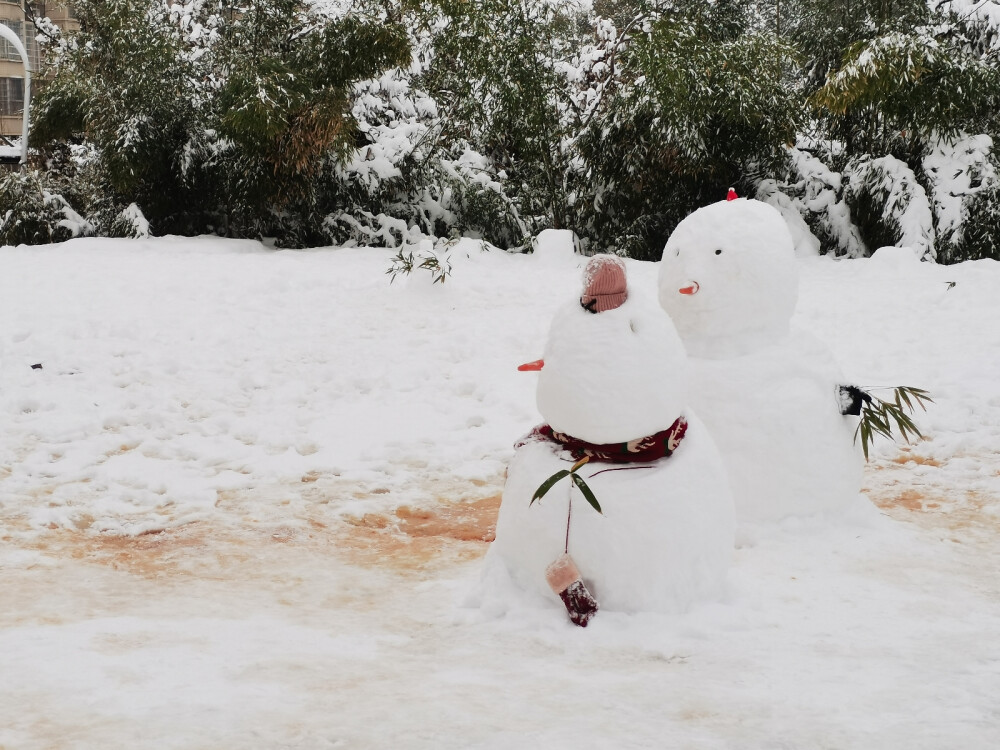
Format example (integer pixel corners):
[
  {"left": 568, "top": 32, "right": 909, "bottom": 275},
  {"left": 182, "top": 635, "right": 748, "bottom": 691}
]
[{"left": 2, "top": 235, "right": 1000, "bottom": 748}]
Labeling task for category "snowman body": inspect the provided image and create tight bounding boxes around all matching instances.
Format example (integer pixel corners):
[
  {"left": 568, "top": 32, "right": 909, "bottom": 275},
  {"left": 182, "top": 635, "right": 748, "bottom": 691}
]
[
  {"left": 658, "top": 198, "right": 863, "bottom": 523},
  {"left": 493, "top": 414, "right": 733, "bottom": 613},
  {"left": 487, "top": 258, "right": 735, "bottom": 615}
]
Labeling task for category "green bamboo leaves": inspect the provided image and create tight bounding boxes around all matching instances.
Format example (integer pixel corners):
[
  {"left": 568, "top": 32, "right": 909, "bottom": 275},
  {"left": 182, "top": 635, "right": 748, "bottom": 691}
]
[
  {"left": 531, "top": 456, "right": 602, "bottom": 514},
  {"left": 855, "top": 386, "right": 933, "bottom": 461}
]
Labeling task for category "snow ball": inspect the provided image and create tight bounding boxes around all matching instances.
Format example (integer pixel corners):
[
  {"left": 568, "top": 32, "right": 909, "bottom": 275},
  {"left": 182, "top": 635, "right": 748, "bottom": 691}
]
[
  {"left": 531, "top": 229, "right": 578, "bottom": 263},
  {"left": 536, "top": 258, "right": 687, "bottom": 444},
  {"left": 659, "top": 198, "right": 798, "bottom": 358}
]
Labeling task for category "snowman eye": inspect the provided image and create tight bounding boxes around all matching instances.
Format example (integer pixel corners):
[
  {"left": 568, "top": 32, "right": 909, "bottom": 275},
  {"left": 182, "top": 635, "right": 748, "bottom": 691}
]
[
  {"left": 629, "top": 320, "right": 638, "bottom": 334},
  {"left": 715, "top": 248, "right": 722, "bottom": 255}
]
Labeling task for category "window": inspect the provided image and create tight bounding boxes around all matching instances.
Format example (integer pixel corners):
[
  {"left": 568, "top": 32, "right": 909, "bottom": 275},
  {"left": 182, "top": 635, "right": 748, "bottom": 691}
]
[
  {"left": 0, "top": 20, "right": 23, "bottom": 62},
  {"left": 0, "top": 76, "right": 24, "bottom": 116},
  {"left": 0, "top": 19, "right": 39, "bottom": 69},
  {"left": 24, "top": 17, "right": 38, "bottom": 68}
]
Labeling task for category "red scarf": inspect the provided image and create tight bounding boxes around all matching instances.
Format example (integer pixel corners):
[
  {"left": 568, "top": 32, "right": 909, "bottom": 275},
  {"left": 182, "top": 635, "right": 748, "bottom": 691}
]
[{"left": 517, "top": 416, "right": 688, "bottom": 464}]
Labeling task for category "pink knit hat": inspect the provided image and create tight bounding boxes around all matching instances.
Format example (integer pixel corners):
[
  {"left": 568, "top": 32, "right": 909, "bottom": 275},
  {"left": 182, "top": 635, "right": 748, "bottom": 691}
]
[{"left": 580, "top": 255, "right": 628, "bottom": 313}]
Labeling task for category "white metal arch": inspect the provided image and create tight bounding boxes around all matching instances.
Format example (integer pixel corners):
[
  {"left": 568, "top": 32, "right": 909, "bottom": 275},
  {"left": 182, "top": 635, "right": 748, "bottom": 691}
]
[{"left": 0, "top": 21, "right": 32, "bottom": 166}]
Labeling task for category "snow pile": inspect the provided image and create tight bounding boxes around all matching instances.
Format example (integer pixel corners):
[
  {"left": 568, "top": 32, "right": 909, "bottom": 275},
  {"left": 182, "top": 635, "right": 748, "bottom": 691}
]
[
  {"left": 530, "top": 228, "right": 578, "bottom": 262},
  {"left": 0, "top": 140, "right": 20, "bottom": 161}
]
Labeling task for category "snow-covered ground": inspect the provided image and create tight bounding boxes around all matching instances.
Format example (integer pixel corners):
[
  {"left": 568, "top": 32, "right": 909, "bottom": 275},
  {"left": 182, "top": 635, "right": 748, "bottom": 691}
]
[{"left": 1, "top": 237, "right": 998, "bottom": 748}]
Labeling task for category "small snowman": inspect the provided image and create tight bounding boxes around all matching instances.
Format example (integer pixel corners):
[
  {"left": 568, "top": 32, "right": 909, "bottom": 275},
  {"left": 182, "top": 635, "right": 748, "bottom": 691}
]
[
  {"left": 658, "top": 192, "right": 864, "bottom": 524},
  {"left": 486, "top": 255, "right": 735, "bottom": 625}
]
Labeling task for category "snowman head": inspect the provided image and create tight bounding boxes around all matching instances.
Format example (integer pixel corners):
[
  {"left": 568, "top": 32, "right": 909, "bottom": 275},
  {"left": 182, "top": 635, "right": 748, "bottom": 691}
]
[
  {"left": 658, "top": 198, "right": 798, "bottom": 357},
  {"left": 534, "top": 255, "right": 688, "bottom": 444}
]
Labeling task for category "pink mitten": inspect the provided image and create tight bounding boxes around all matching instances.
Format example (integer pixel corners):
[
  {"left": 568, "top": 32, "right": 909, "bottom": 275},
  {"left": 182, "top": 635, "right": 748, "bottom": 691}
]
[{"left": 545, "top": 554, "right": 599, "bottom": 627}]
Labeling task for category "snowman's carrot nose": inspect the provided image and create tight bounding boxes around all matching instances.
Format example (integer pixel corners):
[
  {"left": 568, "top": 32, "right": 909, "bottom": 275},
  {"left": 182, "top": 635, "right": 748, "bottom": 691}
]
[
  {"left": 679, "top": 282, "right": 700, "bottom": 295},
  {"left": 518, "top": 359, "right": 545, "bottom": 371}
]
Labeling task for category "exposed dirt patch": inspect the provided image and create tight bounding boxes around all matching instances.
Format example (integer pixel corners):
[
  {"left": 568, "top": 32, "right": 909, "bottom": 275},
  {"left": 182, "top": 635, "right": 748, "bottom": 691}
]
[
  {"left": 875, "top": 488, "right": 941, "bottom": 512},
  {"left": 338, "top": 494, "right": 501, "bottom": 573},
  {"left": 105, "top": 442, "right": 140, "bottom": 458},
  {"left": 396, "top": 499, "right": 499, "bottom": 542},
  {"left": 865, "top": 462, "right": 1000, "bottom": 542},
  {"left": 7, "top": 475, "right": 505, "bottom": 580},
  {"left": 890, "top": 449, "right": 941, "bottom": 467},
  {"left": 20, "top": 525, "right": 228, "bottom": 579}
]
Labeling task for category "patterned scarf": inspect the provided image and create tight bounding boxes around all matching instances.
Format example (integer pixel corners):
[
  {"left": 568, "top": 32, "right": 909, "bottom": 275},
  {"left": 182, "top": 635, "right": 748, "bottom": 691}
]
[{"left": 517, "top": 416, "right": 688, "bottom": 464}]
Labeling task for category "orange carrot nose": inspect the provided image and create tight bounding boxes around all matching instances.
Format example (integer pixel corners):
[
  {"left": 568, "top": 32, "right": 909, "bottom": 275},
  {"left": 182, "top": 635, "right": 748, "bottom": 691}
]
[
  {"left": 679, "top": 281, "right": 700, "bottom": 295},
  {"left": 518, "top": 359, "right": 545, "bottom": 371}
]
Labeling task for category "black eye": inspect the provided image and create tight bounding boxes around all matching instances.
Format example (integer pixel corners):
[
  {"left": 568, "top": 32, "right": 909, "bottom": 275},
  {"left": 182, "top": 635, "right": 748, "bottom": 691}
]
[{"left": 715, "top": 249, "right": 722, "bottom": 255}]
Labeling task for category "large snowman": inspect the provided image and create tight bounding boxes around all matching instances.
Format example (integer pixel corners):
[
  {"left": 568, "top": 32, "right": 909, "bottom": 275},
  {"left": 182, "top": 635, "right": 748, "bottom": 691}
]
[
  {"left": 486, "top": 255, "right": 735, "bottom": 623},
  {"left": 658, "top": 195, "right": 864, "bottom": 524}
]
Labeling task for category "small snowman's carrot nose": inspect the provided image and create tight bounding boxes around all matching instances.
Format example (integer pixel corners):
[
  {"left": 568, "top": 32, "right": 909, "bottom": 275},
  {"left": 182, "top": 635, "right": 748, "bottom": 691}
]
[
  {"left": 518, "top": 359, "right": 545, "bottom": 371},
  {"left": 679, "top": 281, "right": 700, "bottom": 295}
]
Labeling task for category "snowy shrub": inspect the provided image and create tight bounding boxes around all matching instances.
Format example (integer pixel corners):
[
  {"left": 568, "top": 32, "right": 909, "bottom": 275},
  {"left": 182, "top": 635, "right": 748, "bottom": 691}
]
[
  {"left": 811, "top": 10, "right": 1000, "bottom": 155},
  {"left": 755, "top": 179, "right": 821, "bottom": 256},
  {"left": 107, "top": 203, "right": 152, "bottom": 239},
  {"left": 318, "top": 53, "right": 527, "bottom": 250},
  {"left": 432, "top": 151, "right": 531, "bottom": 249},
  {"left": 758, "top": 147, "right": 867, "bottom": 258},
  {"left": 577, "top": 5, "right": 804, "bottom": 258},
  {"left": 628, "top": 15, "right": 802, "bottom": 179},
  {"left": 324, "top": 210, "right": 427, "bottom": 249},
  {"left": 31, "top": 0, "right": 411, "bottom": 242},
  {"left": 923, "top": 134, "right": 1000, "bottom": 262},
  {"left": 0, "top": 171, "right": 83, "bottom": 246},
  {"left": 18, "top": 0, "right": 1000, "bottom": 258},
  {"left": 423, "top": 0, "right": 593, "bottom": 241},
  {"left": 956, "top": 183, "right": 1000, "bottom": 261},
  {"left": 844, "top": 155, "right": 936, "bottom": 260}
]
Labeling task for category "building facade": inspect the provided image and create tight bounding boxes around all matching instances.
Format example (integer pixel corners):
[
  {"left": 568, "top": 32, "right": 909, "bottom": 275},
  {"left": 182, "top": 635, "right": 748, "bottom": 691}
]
[{"left": 0, "top": 1, "right": 78, "bottom": 138}]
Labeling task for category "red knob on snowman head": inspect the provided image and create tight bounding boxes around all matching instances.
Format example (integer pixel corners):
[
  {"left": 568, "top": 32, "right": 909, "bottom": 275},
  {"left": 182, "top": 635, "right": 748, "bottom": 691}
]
[{"left": 727, "top": 187, "right": 738, "bottom": 201}]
